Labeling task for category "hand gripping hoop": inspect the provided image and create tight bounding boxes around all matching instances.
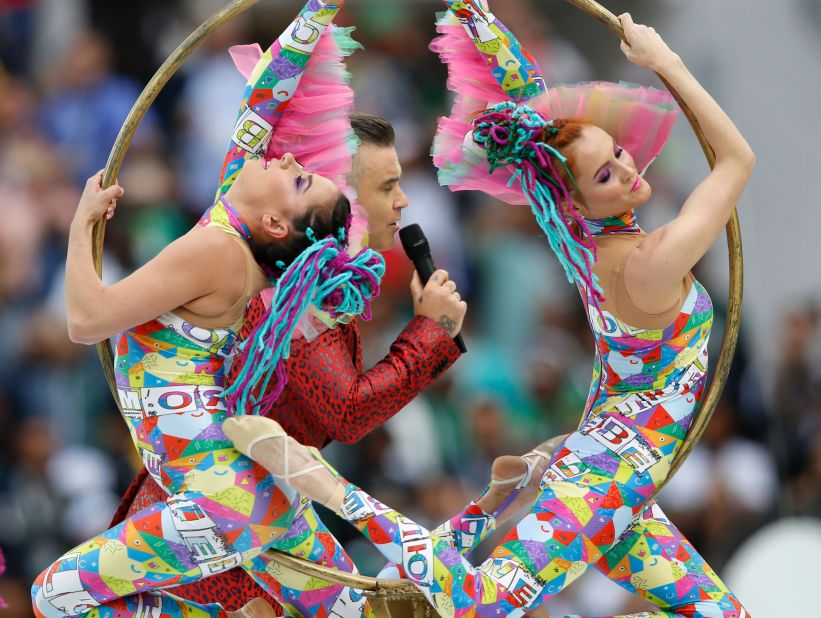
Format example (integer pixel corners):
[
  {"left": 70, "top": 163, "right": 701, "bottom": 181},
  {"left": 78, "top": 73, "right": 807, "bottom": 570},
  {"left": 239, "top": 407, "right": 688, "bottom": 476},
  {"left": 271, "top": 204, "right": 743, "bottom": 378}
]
[{"left": 93, "top": 1, "right": 742, "bottom": 615}]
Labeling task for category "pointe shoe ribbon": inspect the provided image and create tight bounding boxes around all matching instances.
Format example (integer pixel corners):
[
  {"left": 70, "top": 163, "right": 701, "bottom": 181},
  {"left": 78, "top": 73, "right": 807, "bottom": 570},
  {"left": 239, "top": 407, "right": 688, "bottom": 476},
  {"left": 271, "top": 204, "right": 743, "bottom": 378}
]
[
  {"left": 487, "top": 433, "right": 571, "bottom": 520},
  {"left": 222, "top": 415, "right": 347, "bottom": 510},
  {"left": 223, "top": 415, "right": 325, "bottom": 484}
]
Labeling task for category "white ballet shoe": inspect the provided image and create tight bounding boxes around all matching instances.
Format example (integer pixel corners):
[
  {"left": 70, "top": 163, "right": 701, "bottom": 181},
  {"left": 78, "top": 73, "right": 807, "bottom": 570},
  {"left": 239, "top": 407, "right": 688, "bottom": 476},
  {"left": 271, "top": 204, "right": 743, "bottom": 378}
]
[
  {"left": 491, "top": 434, "right": 568, "bottom": 490},
  {"left": 490, "top": 448, "right": 550, "bottom": 491},
  {"left": 223, "top": 415, "right": 346, "bottom": 510},
  {"left": 485, "top": 434, "right": 570, "bottom": 520}
]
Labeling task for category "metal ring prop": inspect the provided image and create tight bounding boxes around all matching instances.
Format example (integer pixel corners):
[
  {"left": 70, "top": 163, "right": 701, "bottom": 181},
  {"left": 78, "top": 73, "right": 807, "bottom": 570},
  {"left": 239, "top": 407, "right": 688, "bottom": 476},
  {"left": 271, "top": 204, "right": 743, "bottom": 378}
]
[{"left": 93, "top": 0, "right": 742, "bottom": 616}]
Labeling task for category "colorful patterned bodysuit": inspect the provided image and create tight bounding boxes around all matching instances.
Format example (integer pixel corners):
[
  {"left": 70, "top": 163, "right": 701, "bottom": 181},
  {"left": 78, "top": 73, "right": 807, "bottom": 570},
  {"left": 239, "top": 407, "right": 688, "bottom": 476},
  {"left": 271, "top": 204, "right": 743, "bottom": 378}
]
[
  {"left": 108, "top": 312, "right": 462, "bottom": 616},
  {"left": 31, "top": 2, "right": 369, "bottom": 617},
  {"left": 310, "top": 2, "right": 748, "bottom": 617}
]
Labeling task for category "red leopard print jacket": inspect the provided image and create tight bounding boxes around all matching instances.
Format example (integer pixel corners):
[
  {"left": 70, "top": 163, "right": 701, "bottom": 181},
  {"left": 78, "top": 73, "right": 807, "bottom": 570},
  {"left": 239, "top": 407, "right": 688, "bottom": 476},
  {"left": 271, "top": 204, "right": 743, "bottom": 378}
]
[{"left": 108, "top": 296, "right": 461, "bottom": 611}]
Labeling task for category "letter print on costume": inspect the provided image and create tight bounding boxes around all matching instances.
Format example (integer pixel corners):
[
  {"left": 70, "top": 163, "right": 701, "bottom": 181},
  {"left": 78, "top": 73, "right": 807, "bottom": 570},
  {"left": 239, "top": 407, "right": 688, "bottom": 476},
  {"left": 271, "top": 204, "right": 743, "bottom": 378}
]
[
  {"left": 433, "top": 505, "right": 496, "bottom": 555},
  {"left": 581, "top": 415, "right": 661, "bottom": 475},
  {"left": 399, "top": 517, "right": 436, "bottom": 588},
  {"left": 444, "top": 0, "right": 545, "bottom": 99},
  {"left": 232, "top": 108, "right": 274, "bottom": 154}
]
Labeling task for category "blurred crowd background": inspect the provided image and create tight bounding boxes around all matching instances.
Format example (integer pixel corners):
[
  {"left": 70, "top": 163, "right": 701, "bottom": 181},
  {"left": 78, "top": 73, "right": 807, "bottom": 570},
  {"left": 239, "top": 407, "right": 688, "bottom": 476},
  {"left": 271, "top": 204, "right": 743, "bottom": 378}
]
[{"left": 1, "top": 0, "right": 820, "bottom": 615}]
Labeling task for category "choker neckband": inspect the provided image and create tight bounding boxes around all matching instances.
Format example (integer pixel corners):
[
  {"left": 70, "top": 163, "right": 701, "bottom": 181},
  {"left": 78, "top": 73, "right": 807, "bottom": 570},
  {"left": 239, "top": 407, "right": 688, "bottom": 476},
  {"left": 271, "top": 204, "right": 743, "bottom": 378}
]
[
  {"left": 584, "top": 210, "right": 641, "bottom": 236},
  {"left": 198, "top": 197, "right": 253, "bottom": 243}
]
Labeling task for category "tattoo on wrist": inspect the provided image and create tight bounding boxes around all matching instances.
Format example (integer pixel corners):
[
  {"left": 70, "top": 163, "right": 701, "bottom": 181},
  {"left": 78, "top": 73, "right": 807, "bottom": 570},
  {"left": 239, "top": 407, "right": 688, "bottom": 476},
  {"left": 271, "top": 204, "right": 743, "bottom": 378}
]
[
  {"left": 418, "top": 295, "right": 424, "bottom": 305},
  {"left": 438, "top": 314, "right": 457, "bottom": 335}
]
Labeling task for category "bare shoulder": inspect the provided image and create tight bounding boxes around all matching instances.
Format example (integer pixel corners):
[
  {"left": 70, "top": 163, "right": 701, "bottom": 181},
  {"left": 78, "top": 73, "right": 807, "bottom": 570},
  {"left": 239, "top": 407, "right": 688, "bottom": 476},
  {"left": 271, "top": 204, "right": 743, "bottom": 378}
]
[
  {"left": 166, "top": 226, "right": 248, "bottom": 270},
  {"left": 153, "top": 227, "right": 252, "bottom": 307},
  {"left": 622, "top": 229, "right": 683, "bottom": 314}
]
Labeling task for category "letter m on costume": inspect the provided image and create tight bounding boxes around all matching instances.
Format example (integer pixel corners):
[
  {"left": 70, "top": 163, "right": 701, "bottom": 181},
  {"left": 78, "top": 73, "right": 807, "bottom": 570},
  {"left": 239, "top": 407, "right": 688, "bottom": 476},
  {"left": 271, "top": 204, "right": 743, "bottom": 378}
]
[{"left": 117, "top": 387, "right": 142, "bottom": 419}]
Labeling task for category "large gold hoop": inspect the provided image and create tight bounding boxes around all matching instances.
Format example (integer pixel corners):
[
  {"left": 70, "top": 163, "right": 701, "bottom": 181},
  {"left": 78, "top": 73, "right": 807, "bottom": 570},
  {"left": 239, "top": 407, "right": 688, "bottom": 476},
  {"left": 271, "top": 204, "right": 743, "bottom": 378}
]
[{"left": 93, "top": 1, "right": 742, "bottom": 615}]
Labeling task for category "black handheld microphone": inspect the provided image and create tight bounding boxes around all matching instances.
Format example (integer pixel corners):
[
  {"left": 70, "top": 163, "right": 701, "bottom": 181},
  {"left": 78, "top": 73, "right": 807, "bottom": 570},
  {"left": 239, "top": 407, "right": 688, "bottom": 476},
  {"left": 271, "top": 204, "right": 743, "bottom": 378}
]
[{"left": 399, "top": 224, "right": 467, "bottom": 353}]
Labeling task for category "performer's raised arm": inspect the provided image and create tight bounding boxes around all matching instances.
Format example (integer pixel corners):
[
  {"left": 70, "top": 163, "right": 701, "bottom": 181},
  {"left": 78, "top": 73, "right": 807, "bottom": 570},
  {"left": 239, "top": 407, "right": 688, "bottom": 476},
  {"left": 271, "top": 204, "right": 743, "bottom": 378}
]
[
  {"left": 216, "top": 0, "right": 344, "bottom": 197},
  {"left": 618, "top": 13, "right": 755, "bottom": 309},
  {"left": 442, "top": 0, "right": 545, "bottom": 100}
]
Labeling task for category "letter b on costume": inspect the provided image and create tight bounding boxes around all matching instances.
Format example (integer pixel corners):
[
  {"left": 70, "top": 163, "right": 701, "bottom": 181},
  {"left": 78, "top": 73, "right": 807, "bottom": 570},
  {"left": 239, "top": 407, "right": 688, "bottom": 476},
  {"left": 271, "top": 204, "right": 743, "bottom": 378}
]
[
  {"left": 232, "top": 108, "right": 273, "bottom": 154},
  {"left": 585, "top": 416, "right": 636, "bottom": 451}
]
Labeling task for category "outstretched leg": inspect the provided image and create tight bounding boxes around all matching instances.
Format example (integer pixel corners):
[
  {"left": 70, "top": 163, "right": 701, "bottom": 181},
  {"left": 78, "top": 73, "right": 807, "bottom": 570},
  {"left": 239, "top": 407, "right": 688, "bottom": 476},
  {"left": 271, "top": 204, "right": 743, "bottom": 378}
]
[
  {"left": 224, "top": 385, "right": 744, "bottom": 618},
  {"left": 224, "top": 415, "right": 541, "bottom": 616},
  {"left": 226, "top": 417, "right": 664, "bottom": 617},
  {"left": 381, "top": 435, "right": 566, "bottom": 578},
  {"left": 31, "top": 476, "right": 296, "bottom": 618},
  {"left": 567, "top": 502, "right": 748, "bottom": 618},
  {"left": 375, "top": 458, "right": 544, "bottom": 580}
]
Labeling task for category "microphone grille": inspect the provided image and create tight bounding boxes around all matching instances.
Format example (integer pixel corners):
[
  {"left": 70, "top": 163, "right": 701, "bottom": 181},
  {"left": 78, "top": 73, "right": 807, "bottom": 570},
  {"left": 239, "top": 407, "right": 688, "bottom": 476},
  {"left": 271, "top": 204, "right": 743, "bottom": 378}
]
[{"left": 399, "top": 224, "right": 430, "bottom": 260}]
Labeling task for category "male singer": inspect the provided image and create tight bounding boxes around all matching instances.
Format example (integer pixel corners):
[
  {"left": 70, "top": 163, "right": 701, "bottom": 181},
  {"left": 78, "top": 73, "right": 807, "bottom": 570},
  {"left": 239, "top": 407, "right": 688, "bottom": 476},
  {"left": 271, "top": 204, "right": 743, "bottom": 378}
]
[{"left": 109, "top": 113, "right": 466, "bottom": 614}]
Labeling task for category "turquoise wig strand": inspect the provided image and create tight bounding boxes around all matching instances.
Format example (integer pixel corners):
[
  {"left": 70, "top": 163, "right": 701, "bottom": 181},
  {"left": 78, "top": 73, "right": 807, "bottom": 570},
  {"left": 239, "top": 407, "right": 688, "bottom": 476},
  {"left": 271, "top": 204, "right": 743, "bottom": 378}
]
[
  {"left": 223, "top": 237, "right": 385, "bottom": 415},
  {"left": 472, "top": 101, "right": 604, "bottom": 304}
]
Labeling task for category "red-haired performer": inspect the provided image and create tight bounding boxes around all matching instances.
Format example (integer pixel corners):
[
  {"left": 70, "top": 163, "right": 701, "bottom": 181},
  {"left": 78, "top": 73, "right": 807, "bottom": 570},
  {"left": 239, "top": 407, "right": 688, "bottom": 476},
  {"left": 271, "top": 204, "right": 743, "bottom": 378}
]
[{"left": 222, "top": 3, "right": 754, "bottom": 617}]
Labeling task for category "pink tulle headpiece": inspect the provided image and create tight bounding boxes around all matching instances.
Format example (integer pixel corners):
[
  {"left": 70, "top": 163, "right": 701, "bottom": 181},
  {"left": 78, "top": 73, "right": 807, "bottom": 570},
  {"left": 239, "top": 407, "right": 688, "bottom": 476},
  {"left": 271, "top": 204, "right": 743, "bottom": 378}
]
[
  {"left": 430, "top": 14, "right": 681, "bottom": 207},
  {"left": 229, "top": 28, "right": 374, "bottom": 340}
]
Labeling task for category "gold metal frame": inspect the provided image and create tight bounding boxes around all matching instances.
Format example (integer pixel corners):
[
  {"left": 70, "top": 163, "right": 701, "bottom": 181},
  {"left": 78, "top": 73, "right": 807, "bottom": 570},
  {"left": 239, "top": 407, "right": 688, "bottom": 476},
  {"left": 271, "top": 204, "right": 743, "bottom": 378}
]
[{"left": 92, "top": 1, "right": 742, "bottom": 614}]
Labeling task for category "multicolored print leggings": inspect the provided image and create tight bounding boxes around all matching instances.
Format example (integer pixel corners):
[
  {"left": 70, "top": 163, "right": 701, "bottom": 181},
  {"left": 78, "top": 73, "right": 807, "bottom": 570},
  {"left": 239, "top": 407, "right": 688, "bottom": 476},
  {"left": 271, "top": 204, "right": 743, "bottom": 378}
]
[
  {"left": 31, "top": 436, "right": 296, "bottom": 617},
  {"left": 330, "top": 394, "right": 749, "bottom": 618}
]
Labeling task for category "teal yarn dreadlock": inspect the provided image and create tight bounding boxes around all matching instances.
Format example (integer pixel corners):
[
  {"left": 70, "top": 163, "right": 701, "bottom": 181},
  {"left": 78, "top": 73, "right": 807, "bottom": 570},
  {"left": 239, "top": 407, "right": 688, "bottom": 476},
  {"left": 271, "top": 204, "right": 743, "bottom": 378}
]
[
  {"left": 472, "top": 101, "right": 604, "bottom": 304},
  {"left": 223, "top": 236, "right": 385, "bottom": 415}
]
